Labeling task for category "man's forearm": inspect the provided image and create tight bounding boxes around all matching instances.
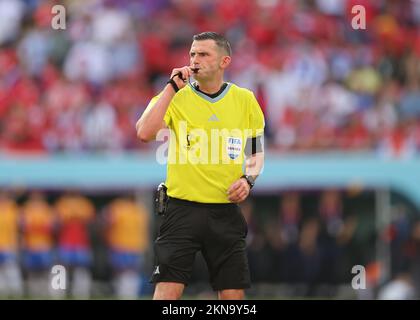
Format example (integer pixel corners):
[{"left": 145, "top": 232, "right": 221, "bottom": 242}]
[
  {"left": 245, "top": 152, "right": 264, "bottom": 180},
  {"left": 136, "top": 84, "right": 175, "bottom": 142}
]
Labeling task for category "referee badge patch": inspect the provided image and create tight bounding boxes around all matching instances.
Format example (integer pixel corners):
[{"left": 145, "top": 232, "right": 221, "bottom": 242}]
[{"left": 226, "top": 137, "right": 242, "bottom": 160}]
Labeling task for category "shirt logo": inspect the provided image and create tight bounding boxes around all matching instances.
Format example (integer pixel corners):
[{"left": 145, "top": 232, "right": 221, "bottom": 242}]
[
  {"left": 226, "top": 137, "right": 242, "bottom": 160},
  {"left": 208, "top": 114, "right": 219, "bottom": 122}
]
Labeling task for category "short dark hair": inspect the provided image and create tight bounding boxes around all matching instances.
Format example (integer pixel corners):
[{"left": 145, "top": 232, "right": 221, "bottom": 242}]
[{"left": 193, "top": 32, "right": 232, "bottom": 56}]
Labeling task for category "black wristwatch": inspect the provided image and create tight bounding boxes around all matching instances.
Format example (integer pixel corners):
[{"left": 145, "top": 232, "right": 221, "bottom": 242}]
[{"left": 241, "top": 175, "right": 255, "bottom": 190}]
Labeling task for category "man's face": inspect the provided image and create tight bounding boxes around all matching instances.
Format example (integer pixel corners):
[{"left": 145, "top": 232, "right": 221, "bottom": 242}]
[{"left": 189, "top": 40, "right": 229, "bottom": 80}]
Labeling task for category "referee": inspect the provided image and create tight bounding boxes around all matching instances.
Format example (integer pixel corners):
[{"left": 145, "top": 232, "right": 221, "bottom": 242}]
[{"left": 136, "top": 32, "right": 265, "bottom": 300}]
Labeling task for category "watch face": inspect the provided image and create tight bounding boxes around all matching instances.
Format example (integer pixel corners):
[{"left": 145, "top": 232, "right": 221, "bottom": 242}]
[{"left": 246, "top": 176, "right": 255, "bottom": 187}]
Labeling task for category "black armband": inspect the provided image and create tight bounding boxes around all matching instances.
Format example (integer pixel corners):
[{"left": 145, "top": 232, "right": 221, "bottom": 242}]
[
  {"left": 166, "top": 78, "right": 179, "bottom": 93},
  {"left": 166, "top": 72, "right": 186, "bottom": 93},
  {"left": 244, "top": 135, "right": 263, "bottom": 156}
]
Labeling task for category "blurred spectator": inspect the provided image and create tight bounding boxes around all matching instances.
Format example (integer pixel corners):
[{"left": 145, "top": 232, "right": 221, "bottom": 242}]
[
  {"left": 388, "top": 203, "right": 412, "bottom": 277},
  {"left": 283, "top": 217, "right": 322, "bottom": 295},
  {"left": 299, "top": 218, "right": 322, "bottom": 285},
  {"left": 279, "top": 192, "right": 301, "bottom": 245},
  {"left": 63, "top": 41, "right": 113, "bottom": 85},
  {"left": 244, "top": 199, "right": 275, "bottom": 283},
  {"left": 17, "top": 26, "right": 51, "bottom": 77},
  {"left": 319, "top": 189, "right": 343, "bottom": 238},
  {"left": 0, "top": 0, "right": 25, "bottom": 45},
  {"left": 21, "top": 191, "right": 55, "bottom": 298},
  {"left": 104, "top": 195, "right": 150, "bottom": 299},
  {"left": 318, "top": 190, "right": 344, "bottom": 286},
  {"left": 377, "top": 120, "right": 417, "bottom": 159},
  {"left": 402, "top": 220, "right": 420, "bottom": 298},
  {"left": 335, "top": 213, "right": 359, "bottom": 278},
  {"left": 55, "top": 191, "right": 95, "bottom": 298},
  {"left": 399, "top": 83, "right": 420, "bottom": 116},
  {"left": 82, "top": 97, "right": 122, "bottom": 152},
  {"left": 0, "top": 191, "right": 23, "bottom": 297},
  {"left": 42, "top": 78, "right": 88, "bottom": 152},
  {"left": 377, "top": 272, "right": 416, "bottom": 300},
  {"left": 247, "top": 218, "right": 282, "bottom": 283}
]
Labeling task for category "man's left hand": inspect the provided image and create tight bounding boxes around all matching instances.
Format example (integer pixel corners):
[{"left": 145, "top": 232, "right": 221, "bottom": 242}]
[{"left": 227, "top": 178, "right": 250, "bottom": 203}]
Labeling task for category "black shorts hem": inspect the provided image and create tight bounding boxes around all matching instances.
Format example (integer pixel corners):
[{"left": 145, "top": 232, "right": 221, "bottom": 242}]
[
  {"left": 150, "top": 277, "right": 189, "bottom": 287},
  {"left": 211, "top": 283, "right": 251, "bottom": 291}
]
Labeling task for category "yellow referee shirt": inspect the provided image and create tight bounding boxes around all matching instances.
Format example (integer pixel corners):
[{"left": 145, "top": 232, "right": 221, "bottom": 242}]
[{"left": 146, "top": 82, "right": 265, "bottom": 203}]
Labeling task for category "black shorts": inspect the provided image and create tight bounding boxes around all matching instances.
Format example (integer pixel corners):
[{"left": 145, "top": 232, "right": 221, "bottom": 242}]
[{"left": 150, "top": 197, "right": 250, "bottom": 291}]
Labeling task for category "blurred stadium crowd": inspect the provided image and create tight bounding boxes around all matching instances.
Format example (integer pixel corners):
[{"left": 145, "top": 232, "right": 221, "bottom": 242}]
[{"left": 1, "top": 0, "right": 420, "bottom": 156}]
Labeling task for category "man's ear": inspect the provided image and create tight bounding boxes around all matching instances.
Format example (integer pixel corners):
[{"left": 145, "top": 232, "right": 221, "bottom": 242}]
[{"left": 220, "top": 55, "right": 231, "bottom": 69}]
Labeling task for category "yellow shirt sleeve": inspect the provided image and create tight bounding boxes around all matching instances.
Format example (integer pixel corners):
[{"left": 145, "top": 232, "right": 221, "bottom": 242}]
[
  {"left": 145, "top": 93, "right": 172, "bottom": 127},
  {"left": 247, "top": 91, "right": 265, "bottom": 138}
]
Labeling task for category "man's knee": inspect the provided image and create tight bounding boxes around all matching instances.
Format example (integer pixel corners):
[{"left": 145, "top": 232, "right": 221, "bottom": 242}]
[
  {"left": 153, "top": 282, "right": 185, "bottom": 300},
  {"left": 218, "top": 289, "right": 244, "bottom": 300}
]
